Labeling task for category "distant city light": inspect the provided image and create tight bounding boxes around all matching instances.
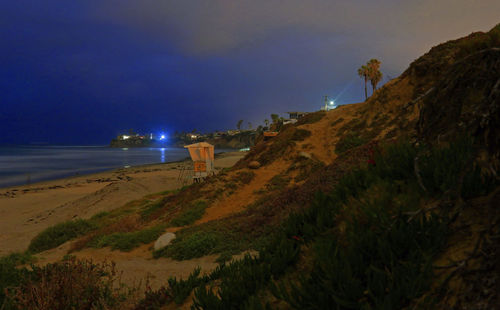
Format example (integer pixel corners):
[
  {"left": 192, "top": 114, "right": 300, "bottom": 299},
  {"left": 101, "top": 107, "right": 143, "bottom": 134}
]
[
  {"left": 160, "top": 135, "right": 166, "bottom": 140},
  {"left": 122, "top": 135, "right": 130, "bottom": 140}
]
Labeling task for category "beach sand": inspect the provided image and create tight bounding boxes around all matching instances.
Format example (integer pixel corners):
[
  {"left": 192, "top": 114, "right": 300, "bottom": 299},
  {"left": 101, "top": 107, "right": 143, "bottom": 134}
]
[{"left": 0, "top": 151, "right": 245, "bottom": 257}]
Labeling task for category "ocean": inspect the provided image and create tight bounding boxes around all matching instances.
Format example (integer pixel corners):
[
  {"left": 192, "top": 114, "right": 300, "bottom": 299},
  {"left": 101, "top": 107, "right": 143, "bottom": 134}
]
[{"left": 0, "top": 145, "right": 225, "bottom": 188}]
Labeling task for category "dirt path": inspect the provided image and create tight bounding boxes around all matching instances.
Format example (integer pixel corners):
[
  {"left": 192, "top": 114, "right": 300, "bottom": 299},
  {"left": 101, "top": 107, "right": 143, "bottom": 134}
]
[
  {"left": 196, "top": 161, "right": 288, "bottom": 225},
  {"left": 297, "top": 103, "right": 361, "bottom": 165}
]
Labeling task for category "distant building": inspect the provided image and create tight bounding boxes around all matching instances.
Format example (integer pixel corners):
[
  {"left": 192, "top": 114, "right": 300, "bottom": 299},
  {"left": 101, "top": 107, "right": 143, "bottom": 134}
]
[
  {"left": 118, "top": 134, "right": 144, "bottom": 141},
  {"left": 189, "top": 133, "right": 201, "bottom": 140},
  {"left": 287, "top": 112, "right": 310, "bottom": 120}
]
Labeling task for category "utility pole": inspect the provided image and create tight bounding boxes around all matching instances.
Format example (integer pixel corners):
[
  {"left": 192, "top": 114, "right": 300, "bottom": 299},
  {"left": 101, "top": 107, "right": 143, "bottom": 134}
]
[{"left": 324, "top": 95, "right": 328, "bottom": 111}]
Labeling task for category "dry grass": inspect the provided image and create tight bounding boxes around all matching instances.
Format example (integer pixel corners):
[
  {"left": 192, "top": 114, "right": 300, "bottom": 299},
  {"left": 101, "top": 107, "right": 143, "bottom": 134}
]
[{"left": 6, "top": 258, "right": 137, "bottom": 309}]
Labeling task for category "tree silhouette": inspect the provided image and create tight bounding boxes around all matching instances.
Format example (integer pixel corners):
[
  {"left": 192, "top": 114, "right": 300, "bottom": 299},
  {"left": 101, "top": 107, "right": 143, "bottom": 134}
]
[
  {"left": 264, "top": 119, "right": 269, "bottom": 127},
  {"left": 358, "top": 59, "right": 382, "bottom": 99},
  {"left": 236, "top": 120, "right": 243, "bottom": 130},
  {"left": 357, "top": 65, "right": 369, "bottom": 100},
  {"left": 367, "top": 59, "right": 382, "bottom": 92}
]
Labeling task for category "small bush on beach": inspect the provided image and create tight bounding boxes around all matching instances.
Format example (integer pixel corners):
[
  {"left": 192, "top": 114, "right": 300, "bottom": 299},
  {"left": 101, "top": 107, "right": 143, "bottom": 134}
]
[
  {"left": 91, "top": 225, "right": 165, "bottom": 251},
  {"left": 140, "top": 198, "right": 167, "bottom": 220},
  {"left": 90, "top": 211, "right": 110, "bottom": 221},
  {"left": 28, "top": 219, "right": 96, "bottom": 253},
  {"left": 169, "top": 200, "right": 208, "bottom": 227},
  {"left": 154, "top": 231, "right": 219, "bottom": 260}
]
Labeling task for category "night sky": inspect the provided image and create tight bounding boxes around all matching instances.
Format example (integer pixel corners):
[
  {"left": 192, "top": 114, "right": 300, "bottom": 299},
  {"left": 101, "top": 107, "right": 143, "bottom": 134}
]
[{"left": 1, "top": 1, "right": 498, "bottom": 145}]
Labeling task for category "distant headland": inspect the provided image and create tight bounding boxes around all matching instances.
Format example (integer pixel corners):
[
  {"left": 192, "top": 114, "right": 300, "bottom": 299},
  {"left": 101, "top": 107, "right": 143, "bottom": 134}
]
[{"left": 110, "top": 129, "right": 258, "bottom": 149}]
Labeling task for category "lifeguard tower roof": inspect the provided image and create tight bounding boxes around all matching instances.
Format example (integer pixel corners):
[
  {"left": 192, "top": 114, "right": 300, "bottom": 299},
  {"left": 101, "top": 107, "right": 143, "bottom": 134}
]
[{"left": 184, "top": 142, "right": 214, "bottom": 162}]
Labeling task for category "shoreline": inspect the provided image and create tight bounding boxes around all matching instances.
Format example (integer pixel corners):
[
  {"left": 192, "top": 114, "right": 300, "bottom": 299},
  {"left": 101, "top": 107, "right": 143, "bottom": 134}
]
[
  {"left": 0, "top": 149, "right": 238, "bottom": 191},
  {"left": 0, "top": 157, "right": 190, "bottom": 192}
]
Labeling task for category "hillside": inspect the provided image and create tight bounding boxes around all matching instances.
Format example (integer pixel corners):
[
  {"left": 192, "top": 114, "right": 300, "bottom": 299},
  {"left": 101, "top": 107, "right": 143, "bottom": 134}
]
[{"left": 1, "top": 24, "right": 499, "bottom": 309}]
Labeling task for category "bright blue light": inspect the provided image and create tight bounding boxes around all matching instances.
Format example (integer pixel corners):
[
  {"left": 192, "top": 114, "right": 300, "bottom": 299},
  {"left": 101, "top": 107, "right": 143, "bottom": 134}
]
[{"left": 160, "top": 135, "right": 165, "bottom": 140}]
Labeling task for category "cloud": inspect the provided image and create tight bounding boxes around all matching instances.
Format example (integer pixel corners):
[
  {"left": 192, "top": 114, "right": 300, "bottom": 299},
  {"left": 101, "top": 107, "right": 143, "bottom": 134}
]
[{"left": 94, "top": 0, "right": 499, "bottom": 57}]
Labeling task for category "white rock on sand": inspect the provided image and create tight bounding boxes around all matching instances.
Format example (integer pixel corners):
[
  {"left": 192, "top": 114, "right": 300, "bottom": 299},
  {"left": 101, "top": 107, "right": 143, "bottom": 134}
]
[{"left": 154, "top": 232, "right": 176, "bottom": 251}]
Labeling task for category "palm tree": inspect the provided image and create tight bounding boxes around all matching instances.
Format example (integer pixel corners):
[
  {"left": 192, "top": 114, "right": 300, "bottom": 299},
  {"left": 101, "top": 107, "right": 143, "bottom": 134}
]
[
  {"left": 357, "top": 65, "right": 369, "bottom": 100},
  {"left": 367, "top": 59, "right": 382, "bottom": 92}
]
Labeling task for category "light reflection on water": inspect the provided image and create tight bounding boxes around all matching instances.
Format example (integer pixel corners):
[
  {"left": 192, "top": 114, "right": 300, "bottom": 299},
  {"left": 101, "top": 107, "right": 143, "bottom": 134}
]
[
  {"left": 160, "top": 148, "right": 166, "bottom": 163},
  {"left": 0, "top": 146, "right": 193, "bottom": 188}
]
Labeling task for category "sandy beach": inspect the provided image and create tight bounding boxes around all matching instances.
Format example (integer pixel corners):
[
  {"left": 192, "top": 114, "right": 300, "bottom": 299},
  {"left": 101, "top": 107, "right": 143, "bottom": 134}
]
[{"left": 0, "top": 151, "right": 245, "bottom": 257}]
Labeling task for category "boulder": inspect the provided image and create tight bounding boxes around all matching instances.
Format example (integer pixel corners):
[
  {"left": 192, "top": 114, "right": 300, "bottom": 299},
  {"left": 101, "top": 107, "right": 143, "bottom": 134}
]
[
  {"left": 248, "top": 161, "right": 261, "bottom": 169},
  {"left": 154, "top": 232, "right": 176, "bottom": 251},
  {"left": 298, "top": 151, "right": 312, "bottom": 159}
]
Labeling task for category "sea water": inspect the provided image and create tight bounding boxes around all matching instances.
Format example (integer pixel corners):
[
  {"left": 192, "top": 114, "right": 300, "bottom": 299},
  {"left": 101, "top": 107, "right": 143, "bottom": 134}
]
[{"left": 0, "top": 145, "right": 224, "bottom": 188}]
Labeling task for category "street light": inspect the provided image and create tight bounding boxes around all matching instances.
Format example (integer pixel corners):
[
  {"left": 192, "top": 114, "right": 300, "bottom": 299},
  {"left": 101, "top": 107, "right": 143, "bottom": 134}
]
[{"left": 324, "top": 96, "right": 337, "bottom": 111}]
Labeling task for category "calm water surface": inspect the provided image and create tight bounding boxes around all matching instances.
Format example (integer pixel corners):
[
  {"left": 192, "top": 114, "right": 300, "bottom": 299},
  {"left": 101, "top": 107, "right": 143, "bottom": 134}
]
[{"left": 0, "top": 145, "right": 225, "bottom": 188}]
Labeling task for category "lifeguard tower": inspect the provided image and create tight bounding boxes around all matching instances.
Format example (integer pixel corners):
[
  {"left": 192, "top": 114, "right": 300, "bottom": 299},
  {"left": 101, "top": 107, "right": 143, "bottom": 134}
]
[{"left": 183, "top": 142, "right": 215, "bottom": 183}]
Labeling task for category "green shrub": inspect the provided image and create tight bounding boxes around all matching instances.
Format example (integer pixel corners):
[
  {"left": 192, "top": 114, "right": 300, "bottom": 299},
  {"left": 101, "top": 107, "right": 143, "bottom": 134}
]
[
  {"left": 330, "top": 117, "right": 344, "bottom": 127},
  {"left": 235, "top": 171, "right": 256, "bottom": 185},
  {"left": 140, "top": 199, "right": 166, "bottom": 220},
  {"left": 28, "top": 219, "right": 96, "bottom": 253},
  {"left": 134, "top": 287, "right": 171, "bottom": 310},
  {"left": 224, "top": 182, "right": 237, "bottom": 190},
  {"left": 216, "top": 251, "right": 233, "bottom": 264},
  {"left": 0, "top": 253, "right": 34, "bottom": 308},
  {"left": 335, "top": 133, "right": 367, "bottom": 154},
  {"left": 92, "top": 225, "right": 165, "bottom": 251},
  {"left": 192, "top": 237, "right": 299, "bottom": 309},
  {"left": 292, "top": 158, "right": 325, "bottom": 182},
  {"left": 273, "top": 208, "right": 446, "bottom": 309},
  {"left": 90, "top": 211, "right": 110, "bottom": 221},
  {"left": 271, "top": 146, "right": 450, "bottom": 309},
  {"left": 297, "top": 111, "right": 325, "bottom": 125},
  {"left": 416, "top": 137, "right": 498, "bottom": 198},
  {"left": 154, "top": 232, "right": 219, "bottom": 260},
  {"left": 135, "top": 264, "right": 228, "bottom": 309},
  {"left": 168, "top": 267, "right": 204, "bottom": 305},
  {"left": 291, "top": 129, "right": 311, "bottom": 141},
  {"left": 169, "top": 200, "right": 208, "bottom": 227},
  {"left": 265, "top": 174, "right": 290, "bottom": 191}
]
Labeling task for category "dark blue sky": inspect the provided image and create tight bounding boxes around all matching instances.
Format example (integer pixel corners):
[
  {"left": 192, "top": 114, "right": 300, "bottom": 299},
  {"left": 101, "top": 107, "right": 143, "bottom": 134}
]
[{"left": 1, "top": 1, "right": 498, "bottom": 144}]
